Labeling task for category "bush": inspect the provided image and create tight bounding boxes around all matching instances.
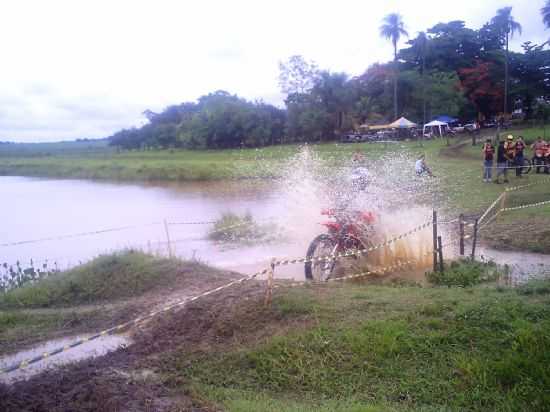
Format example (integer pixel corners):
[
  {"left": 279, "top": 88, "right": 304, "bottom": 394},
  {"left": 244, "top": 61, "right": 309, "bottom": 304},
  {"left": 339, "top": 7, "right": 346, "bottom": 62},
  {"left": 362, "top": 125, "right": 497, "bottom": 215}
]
[
  {"left": 208, "top": 212, "right": 280, "bottom": 243},
  {"left": 426, "top": 259, "right": 500, "bottom": 287}
]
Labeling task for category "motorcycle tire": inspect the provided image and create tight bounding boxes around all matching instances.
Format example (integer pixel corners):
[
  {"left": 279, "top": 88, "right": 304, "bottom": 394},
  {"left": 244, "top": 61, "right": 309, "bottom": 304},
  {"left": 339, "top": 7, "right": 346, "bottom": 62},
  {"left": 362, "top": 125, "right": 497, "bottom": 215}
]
[{"left": 304, "top": 234, "right": 338, "bottom": 281}]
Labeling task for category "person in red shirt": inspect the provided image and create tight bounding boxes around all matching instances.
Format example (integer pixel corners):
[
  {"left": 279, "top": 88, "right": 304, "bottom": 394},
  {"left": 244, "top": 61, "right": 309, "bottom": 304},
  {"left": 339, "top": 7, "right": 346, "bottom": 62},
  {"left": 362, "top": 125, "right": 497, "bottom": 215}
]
[
  {"left": 531, "top": 137, "right": 547, "bottom": 174},
  {"left": 545, "top": 142, "right": 550, "bottom": 174},
  {"left": 482, "top": 138, "right": 495, "bottom": 183}
]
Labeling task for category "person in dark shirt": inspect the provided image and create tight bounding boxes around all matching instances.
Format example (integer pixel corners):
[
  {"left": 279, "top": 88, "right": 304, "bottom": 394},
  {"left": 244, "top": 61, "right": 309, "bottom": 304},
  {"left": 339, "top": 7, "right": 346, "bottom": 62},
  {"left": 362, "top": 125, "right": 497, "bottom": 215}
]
[
  {"left": 495, "top": 140, "right": 508, "bottom": 184},
  {"left": 514, "top": 136, "right": 526, "bottom": 177},
  {"left": 482, "top": 138, "right": 494, "bottom": 183}
]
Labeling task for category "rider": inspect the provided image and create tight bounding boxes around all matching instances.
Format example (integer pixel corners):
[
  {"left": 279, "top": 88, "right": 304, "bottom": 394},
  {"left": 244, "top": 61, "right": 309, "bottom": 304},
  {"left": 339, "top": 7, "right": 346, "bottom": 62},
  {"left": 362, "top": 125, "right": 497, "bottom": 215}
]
[
  {"left": 349, "top": 149, "right": 370, "bottom": 191},
  {"left": 415, "top": 154, "right": 434, "bottom": 177}
]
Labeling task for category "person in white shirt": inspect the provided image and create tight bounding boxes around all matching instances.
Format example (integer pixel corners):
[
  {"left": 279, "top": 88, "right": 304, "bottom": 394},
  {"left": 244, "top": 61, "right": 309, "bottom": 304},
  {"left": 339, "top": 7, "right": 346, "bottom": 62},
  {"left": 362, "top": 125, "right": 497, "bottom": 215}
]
[{"left": 415, "top": 154, "right": 434, "bottom": 177}]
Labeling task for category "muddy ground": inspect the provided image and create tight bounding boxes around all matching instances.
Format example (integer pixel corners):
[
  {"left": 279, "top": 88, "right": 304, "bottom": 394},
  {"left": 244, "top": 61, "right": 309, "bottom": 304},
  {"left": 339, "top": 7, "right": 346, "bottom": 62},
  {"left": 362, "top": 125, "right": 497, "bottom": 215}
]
[
  {"left": 0, "top": 280, "right": 308, "bottom": 412},
  {"left": 0, "top": 263, "right": 242, "bottom": 357}
]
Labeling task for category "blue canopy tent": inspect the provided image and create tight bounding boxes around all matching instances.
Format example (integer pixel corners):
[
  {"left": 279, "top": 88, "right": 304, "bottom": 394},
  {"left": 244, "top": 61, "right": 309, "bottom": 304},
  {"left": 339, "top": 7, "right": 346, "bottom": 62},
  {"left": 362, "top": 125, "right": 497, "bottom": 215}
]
[{"left": 434, "top": 115, "right": 458, "bottom": 124}]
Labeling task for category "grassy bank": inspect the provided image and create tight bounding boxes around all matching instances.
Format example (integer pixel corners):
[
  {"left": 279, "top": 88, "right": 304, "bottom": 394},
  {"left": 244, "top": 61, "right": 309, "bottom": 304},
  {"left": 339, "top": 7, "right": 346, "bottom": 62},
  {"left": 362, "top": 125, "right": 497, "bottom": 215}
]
[
  {"left": 0, "top": 251, "right": 237, "bottom": 355},
  {"left": 177, "top": 279, "right": 550, "bottom": 411},
  {"left": 1, "top": 256, "right": 549, "bottom": 411},
  {"left": 0, "top": 250, "right": 219, "bottom": 308}
]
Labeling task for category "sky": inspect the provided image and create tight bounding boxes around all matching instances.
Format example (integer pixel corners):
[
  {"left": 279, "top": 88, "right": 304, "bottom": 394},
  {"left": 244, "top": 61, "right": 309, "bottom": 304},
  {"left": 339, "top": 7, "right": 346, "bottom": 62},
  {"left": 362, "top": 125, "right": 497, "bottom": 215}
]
[{"left": 0, "top": 0, "right": 548, "bottom": 142}]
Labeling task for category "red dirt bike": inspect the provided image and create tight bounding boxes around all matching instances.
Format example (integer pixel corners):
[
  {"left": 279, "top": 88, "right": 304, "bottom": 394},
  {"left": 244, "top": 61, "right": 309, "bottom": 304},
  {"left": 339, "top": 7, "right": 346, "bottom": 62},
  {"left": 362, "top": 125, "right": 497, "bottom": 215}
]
[{"left": 304, "top": 208, "right": 376, "bottom": 281}]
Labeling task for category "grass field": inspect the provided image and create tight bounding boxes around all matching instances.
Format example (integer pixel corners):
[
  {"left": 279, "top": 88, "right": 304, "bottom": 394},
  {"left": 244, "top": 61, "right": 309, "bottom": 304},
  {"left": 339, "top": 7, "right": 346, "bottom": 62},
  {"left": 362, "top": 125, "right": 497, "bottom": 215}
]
[{"left": 180, "top": 278, "right": 550, "bottom": 411}]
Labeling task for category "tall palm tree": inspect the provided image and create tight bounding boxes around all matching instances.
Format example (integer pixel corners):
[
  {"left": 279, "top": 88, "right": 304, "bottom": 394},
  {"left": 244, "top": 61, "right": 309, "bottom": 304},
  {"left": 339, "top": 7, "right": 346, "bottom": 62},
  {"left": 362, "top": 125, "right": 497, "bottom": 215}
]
[
  {"left": 415, "top": 32, "right": 429, "bottom": 126},
  {"left": 491, "top": 7, "right": 522, "bottom": 115},
  {"left": 542, "top": 0, "right": 550, "bottom": 28},
  {"left": 380, "top": 13, "right": 408, "bottom": 120}
]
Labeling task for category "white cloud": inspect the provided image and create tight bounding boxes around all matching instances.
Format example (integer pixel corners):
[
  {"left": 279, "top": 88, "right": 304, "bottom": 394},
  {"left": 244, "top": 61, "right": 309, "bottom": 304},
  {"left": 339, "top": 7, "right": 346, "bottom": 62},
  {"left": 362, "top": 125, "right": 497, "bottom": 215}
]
[{"left": 0, "top": 0, "right": 548, "bottom": 142}]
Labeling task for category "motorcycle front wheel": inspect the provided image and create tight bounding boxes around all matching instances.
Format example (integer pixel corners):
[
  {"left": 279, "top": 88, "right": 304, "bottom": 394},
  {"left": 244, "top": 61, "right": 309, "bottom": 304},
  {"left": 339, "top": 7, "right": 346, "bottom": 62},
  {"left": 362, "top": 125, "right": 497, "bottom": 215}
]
[{"left": 304, "top": 234, "right": 339, "bottom": 281}]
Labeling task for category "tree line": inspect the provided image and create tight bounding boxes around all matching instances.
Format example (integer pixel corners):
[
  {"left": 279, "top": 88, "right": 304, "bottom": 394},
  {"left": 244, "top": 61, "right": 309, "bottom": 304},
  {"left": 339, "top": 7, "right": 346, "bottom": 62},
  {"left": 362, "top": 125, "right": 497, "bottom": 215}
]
[{"left": 110, "top": 4, "right": 550, "bottom": 150}]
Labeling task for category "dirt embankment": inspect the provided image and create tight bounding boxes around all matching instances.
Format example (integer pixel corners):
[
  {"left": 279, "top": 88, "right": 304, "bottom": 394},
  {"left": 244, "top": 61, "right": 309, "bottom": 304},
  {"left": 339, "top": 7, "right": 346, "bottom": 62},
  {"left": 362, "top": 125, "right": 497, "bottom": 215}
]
[{"left": 0, "top": 279, "right": 307, "bottom": 412}]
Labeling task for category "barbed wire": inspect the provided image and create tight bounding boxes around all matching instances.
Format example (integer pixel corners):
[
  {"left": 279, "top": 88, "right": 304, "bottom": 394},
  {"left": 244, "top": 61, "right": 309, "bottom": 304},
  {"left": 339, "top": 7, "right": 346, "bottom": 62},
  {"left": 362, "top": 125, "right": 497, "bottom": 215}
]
[{"left": 271, "top": 220, "right": 432, "bottom": 268}]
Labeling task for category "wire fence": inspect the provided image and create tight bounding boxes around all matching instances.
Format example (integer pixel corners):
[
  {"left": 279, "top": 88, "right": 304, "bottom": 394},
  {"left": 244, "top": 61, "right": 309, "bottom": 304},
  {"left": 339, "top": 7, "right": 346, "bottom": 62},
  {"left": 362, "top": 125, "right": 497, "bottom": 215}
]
[{"left": 1, "top": 175, "right": 549, "bottom": 377}]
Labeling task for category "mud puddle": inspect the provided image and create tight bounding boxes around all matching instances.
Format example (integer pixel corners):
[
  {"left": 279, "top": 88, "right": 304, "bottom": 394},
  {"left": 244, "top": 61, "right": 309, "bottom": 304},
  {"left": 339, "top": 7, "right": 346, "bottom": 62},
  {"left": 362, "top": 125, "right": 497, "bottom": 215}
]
[
  {"left": 477, "top": 247, "right": 550, "bottom": 285},
  {"left": 0, "top": 333, "right": 131, "bottom": 384}
]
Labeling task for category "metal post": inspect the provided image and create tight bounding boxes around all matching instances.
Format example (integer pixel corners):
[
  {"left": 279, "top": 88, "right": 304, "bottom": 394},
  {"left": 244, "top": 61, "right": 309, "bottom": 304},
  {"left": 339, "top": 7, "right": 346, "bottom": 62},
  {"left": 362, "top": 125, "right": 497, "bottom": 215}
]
[
  {"left": 471, "top": 219, "right": 479, "bottom": 261},
  {"left": 163, "top": 219, "right": 173, "bottom": 258},
  {"left": 432, "top": 210, "right": 438, "bottom": 272},
  {"left": 437, "top": 236, "right": 444, "bottom": 273},
  {"left": 264, "top": 259, "right": 275, "bottom": 307},
  {"left": 459, "top": 214, "right": 465, "bottom": 256}
]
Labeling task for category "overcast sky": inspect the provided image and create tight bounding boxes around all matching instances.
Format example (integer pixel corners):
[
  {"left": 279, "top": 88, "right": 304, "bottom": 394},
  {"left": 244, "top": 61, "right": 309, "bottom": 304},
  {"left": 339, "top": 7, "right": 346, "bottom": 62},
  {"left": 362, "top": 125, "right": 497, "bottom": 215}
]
[{"left": 1, "top": 0, "right": 548, "bottom": 142}]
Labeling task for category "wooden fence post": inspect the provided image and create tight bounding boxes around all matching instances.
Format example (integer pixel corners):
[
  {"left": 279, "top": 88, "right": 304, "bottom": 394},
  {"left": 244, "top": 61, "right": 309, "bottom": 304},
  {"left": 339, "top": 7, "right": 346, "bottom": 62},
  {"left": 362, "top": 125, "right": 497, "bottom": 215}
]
[
  {"left": 264, "top": 259, "right": 275, "bottom": 307},
  {"left": 459, "top": 214, "right": 465, "bottom": 256},
  {"left": 163, "top": 219, "right": 173, "bottom": 258},
  {"left": 471, "top": 218, "right": 479, "bottom": 261},
  {"left": 432, "top": 210, "right": 438, "bottom": 272},
  {"left": 437, "top": 236, "right": 444, "bottom": 273}
]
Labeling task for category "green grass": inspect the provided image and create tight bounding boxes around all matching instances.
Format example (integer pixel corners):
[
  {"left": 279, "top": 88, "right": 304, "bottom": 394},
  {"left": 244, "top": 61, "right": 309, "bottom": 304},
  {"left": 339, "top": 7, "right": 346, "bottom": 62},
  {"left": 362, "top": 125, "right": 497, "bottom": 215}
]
[
  {"left": 0, "top": 250, "right": 220, "bottom": 308},
  {"left": 177, "top": 280, "right": 550, "bottom": 411},
  {"left": 426, "top": 259, "right": 502, "bottom": 287}
]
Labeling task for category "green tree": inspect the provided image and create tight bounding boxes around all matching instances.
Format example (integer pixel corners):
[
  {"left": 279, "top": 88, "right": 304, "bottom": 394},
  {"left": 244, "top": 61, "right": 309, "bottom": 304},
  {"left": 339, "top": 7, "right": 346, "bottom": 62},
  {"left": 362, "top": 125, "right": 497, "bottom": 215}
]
[
  {"left": 542, "top": 0, "right": 550, "bottom": 28},
  {"left": 491, "top": 7, "right": 522, "bottom": 115},
  {"left": 379, "top": 13, "right": 408, "bottom": 119}
]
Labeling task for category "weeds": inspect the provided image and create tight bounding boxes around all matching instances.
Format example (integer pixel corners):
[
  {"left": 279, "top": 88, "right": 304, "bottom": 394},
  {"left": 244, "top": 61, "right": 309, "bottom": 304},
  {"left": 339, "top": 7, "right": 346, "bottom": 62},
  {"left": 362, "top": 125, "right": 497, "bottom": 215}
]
[
  {"left": 0, "top": 260, "right": 59, "bottom": 293},
  {"left": 208, "top": 212, "right": 281, "bottom": 243},
  {"left": 426, "top": 259, "right": 501, "bottom": 287}
]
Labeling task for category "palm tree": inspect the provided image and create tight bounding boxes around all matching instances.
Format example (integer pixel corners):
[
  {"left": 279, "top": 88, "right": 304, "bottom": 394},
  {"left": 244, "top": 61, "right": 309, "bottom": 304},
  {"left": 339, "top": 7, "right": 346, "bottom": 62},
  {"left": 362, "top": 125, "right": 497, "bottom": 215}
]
[
  {"left": 415, "top": 32, "right": 429, "bottom": 126},
  {"left": 491, "top": 7, "right": 522, "bottom": 115},
  {"left": 379, "top": 13, "right": 408, "bottom": 119},
  {"left": 542, "top": 0, "right": 550, "bottom": 28}
]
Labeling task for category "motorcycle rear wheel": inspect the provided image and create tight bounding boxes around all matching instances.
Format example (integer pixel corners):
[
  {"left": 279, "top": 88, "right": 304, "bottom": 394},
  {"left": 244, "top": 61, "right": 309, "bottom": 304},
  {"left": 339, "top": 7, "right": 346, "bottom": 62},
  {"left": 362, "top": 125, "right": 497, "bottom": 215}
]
[{"left": 304, "top": 234, "right": 339, "bottom": 281}]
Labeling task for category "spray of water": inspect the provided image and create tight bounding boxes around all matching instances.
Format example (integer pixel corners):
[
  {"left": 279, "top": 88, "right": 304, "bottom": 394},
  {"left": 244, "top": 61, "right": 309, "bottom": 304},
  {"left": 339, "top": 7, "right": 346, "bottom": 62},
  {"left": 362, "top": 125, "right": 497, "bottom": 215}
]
[{"left": 267, "top": 145, "right": 453, "bottom": 280}]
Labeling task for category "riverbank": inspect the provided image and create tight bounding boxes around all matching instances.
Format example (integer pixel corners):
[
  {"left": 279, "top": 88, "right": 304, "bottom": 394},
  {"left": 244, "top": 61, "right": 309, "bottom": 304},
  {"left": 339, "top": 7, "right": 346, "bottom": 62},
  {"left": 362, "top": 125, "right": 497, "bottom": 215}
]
[
  {"left": 0, "top": 251, "right": 240, "bottom": 356},
  {"left": 1, "top": 254, "right": 548, "bottom": 411}
]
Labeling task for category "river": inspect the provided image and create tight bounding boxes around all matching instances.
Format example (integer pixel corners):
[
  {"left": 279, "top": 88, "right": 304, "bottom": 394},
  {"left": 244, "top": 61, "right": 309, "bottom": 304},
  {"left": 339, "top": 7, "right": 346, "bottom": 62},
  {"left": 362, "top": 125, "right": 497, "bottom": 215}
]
[{"left": 0, "top": 176, "right": 322, "bottom": 279}]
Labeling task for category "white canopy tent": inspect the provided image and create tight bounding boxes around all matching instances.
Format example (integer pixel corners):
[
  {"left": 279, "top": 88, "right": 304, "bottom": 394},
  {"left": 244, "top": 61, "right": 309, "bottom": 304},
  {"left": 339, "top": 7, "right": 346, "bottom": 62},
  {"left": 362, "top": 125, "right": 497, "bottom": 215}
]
[{"left": 423, "top": 120, "right": 448, "bottom": 137}]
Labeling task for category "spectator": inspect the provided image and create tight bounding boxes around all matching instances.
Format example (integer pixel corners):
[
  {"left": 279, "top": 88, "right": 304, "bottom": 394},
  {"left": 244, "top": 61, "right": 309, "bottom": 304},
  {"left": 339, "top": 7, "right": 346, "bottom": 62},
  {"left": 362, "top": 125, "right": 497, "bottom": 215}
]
[
  {"left": 514, "top": 136, "right": 526, "bottom": 177},
  {"left": 531, "top": 136, "right": 547, "bottom": 174},
  {"left": 495, "top": 139, "right": 508, "bottom": 184},
  {"left": 482, "top": 138, "right": 495, "bottom": 183},
  {"left": 503, "top": 135, "right": 516, "bottom": 176},
  {"left": 415, "top": 154, "right": 434, "bottom": 177}
]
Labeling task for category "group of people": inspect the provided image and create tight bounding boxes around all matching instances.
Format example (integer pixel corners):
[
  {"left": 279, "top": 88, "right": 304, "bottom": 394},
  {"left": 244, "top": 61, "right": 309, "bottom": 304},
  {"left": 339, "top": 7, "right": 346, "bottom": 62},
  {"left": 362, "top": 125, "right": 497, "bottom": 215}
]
[{"left": 482, "top": 135, "right": 550, "bottom": 183}]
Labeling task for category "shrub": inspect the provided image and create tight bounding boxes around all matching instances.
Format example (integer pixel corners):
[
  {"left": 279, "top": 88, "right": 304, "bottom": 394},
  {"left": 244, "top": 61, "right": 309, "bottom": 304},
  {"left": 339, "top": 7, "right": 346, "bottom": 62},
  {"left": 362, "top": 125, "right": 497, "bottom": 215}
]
[{"left": 426, "top": 259, "right": 500, "bottom": 287}]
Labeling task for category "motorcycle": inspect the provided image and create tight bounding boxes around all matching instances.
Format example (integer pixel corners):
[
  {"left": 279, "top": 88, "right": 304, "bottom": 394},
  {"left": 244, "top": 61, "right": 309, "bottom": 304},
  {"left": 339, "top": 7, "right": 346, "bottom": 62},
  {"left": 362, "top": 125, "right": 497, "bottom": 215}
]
[{"left": 304, "top": 208, "right": 377, "bottom": 281}]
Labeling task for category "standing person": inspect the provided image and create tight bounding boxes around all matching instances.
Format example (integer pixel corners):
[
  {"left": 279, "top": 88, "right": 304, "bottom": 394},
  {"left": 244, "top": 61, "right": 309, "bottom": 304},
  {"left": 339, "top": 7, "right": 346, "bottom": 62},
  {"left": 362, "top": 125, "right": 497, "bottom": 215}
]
[
  {"left": 503, "top": 135, "right": 516, "bottom": 177},
  {"left": 531, "top": 136, "right": 547, "bottom": 174},
  {"left": 482, "top": 138, "right": 495, "bottom": 183},
  {"left": 545, "top": 142, "right": 550, "bottom": 174},
  {"left": 514, "top": 136, "right": 526, "bottom": 177},
  {"left": 495, "top": 139, "right": 508, "bottom": 184}
]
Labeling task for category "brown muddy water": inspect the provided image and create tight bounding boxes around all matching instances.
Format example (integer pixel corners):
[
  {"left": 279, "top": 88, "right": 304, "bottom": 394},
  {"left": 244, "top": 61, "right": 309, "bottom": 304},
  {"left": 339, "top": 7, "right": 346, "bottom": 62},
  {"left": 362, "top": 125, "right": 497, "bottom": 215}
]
[
  {"left": 0, "top": 173, "right": 438, "bottom": 281},
  {"left": 0, "top": 334, "right": 131, "bottom": 384}
]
